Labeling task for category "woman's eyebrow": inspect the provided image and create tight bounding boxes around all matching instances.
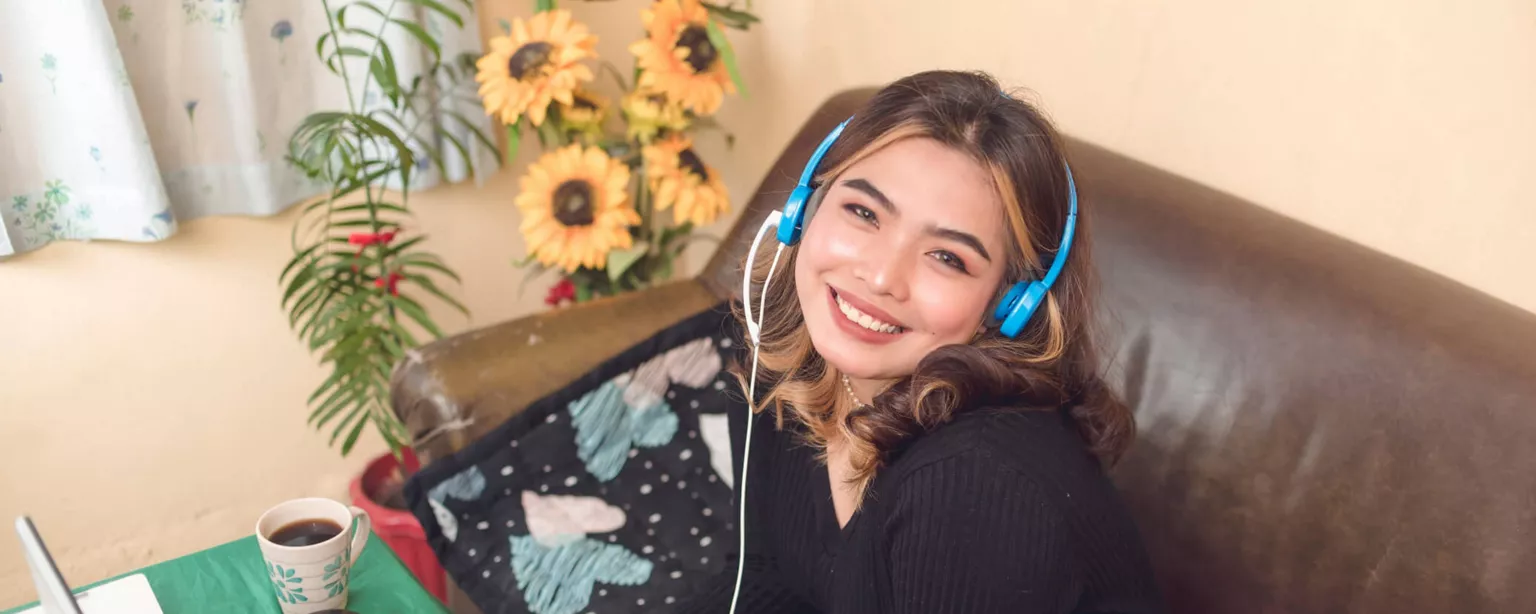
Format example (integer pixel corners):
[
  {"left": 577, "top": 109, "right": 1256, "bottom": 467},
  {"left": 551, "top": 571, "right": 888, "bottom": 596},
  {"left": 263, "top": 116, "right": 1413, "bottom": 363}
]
[
  {"left": 841, "top": 178, "right": 896, "bottom": 214},
  {"left": 929, "top": 227, "right": 992, "bottom": 262}
]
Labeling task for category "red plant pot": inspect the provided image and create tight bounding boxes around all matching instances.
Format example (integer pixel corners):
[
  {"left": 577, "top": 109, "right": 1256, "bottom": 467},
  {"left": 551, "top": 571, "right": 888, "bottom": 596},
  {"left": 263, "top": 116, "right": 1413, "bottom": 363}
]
[{"left": 349, "top": 448, "right": 448, "bottom": 603}]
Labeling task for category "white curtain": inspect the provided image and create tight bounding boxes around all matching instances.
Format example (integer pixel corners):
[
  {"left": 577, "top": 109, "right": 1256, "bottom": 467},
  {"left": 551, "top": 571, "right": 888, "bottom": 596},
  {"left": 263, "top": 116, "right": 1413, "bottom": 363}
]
[{"left": 0, "top": 0, "right": 493, "bottom": 257}]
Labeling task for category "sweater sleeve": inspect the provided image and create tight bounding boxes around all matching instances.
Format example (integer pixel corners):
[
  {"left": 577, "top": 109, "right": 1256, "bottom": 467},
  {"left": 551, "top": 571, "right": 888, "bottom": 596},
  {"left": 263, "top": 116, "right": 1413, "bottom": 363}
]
[
  {"left": 674, "top": 401, "right": 820, "bottom": 614},
  {"left": 884, "top": 452, "right": 1080, "bottom": 614}
]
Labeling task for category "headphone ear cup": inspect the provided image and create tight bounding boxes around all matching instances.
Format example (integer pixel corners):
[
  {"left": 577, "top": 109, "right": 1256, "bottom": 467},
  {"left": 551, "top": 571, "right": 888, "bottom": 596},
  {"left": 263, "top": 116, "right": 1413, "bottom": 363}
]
[
  {"left": 776, "top": 185, "right": 816, "bottom": 245},
  {"left": 995, "top": 281, "right": 1048, "bottom": 338},
  {"left": 804, "top": 182, "right": 831, "bottom": 229}
]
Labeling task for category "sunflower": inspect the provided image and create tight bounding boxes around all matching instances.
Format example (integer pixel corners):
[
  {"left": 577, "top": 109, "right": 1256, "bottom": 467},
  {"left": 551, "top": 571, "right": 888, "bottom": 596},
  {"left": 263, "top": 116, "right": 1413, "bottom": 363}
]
[
  {"left": 558, "top": 88, "right": 609, "bottom": 140},
  {"left": 621, "top": 89, "right": 690, "bottom": 143},
  {"left": 476, "top": 9, "right": 598, "bottom": 127},
  {"left": 628, "top": 0, "right": 735, "bottom": 116},
  {"left": 644, "top": 133, "right": 729, "bottom": 226},
  {"left": 516, "top": 144, "right": 640, "bottom": 272}
]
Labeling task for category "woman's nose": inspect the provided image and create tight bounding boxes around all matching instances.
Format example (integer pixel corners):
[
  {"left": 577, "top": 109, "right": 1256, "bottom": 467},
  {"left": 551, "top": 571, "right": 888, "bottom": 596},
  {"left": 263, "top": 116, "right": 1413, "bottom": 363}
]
[{"left": 855, "top": 241, "right": 911, "bottom": 302}]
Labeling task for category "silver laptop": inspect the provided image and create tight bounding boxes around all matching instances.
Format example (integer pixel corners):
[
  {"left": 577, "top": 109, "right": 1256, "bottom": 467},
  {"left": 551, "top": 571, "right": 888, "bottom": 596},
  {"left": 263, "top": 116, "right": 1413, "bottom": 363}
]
[{"left": 14, "top": 516, "right": 83, "bottom": 614}]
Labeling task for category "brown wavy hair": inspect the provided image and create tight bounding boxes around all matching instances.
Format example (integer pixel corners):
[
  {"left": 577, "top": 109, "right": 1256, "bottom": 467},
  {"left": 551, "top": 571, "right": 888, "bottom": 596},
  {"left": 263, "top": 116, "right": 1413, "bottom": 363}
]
[{"left": 734, "top": 70, "right": 1134, "bottom": 505}]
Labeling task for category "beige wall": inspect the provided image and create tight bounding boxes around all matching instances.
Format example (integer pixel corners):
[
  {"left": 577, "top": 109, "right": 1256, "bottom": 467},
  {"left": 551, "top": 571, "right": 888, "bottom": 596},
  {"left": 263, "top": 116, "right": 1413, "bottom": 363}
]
[
  {"left": 698, "top": 0, "right": 1536, "bottom": 313},
  {"left": 3, "top": 0, "right": 1533, "bottom": 607}
]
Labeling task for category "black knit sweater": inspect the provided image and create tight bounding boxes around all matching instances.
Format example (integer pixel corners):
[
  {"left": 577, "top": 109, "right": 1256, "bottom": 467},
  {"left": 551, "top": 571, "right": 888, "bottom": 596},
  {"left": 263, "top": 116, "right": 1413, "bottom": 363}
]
[{"left": 676, "top": 402, "right": 1165, "bottom": 613}]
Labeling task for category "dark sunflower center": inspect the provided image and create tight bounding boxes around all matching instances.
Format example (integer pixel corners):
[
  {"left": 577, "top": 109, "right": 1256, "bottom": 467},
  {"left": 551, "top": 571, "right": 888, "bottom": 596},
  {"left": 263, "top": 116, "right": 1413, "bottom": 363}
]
[
  {"left": 552, "top": 179, "right": 595, "bottom": 226},
  {"left": 674, "top": 26, "right": 718, "bottom": 73},
  {"left": 678, "top": 148, "right": 708, "bottom": 180},
  {"left": 507, "top": 42, "right": 553, "bottom": 80},
  {"left": 571, "top": 95, "right": 599, "bottom": 111}
]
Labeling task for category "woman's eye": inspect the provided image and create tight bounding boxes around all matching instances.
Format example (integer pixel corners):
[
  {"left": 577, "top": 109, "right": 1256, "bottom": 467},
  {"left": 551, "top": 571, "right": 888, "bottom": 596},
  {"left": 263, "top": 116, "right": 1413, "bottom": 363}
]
[
  {"left": 931, "top": 251, "right": 969, "bottom": 272},
  {"left": 843, "top": 203, "right": 877, "bottom": 225}
]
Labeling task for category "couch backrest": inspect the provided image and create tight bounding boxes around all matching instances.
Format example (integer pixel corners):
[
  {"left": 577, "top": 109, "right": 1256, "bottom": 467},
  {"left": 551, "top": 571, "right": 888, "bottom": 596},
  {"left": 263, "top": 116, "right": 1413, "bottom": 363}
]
[{"left": 706, "top": 89, "right": 1536, "bottom": 613}]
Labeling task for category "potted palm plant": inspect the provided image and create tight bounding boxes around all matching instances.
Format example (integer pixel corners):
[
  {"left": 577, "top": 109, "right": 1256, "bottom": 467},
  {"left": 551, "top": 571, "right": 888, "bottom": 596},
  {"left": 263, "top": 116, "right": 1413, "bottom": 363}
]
[{"left": 278, "top": 0, "right": 492, "bottom": 601}]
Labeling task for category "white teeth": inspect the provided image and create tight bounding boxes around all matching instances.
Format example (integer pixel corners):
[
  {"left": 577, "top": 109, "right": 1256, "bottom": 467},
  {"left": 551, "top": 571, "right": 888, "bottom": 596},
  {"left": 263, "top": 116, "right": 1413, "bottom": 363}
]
[{"left": 835, "top": 294, "right": 902, "bottom": 334}]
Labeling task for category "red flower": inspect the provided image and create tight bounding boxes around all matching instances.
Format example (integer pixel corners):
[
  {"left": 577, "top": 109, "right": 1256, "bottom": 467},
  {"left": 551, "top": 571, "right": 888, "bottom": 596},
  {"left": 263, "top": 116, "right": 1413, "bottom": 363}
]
[
  {"left": 349, "top": 229, "right": 400, "bottom": 262},
  {"left": 349, "top": 229, "right": 398, "bottom": 246},
  {"left": 374, "top": 271, "right": 405, "bottom": 296},
  {"left": 545, "top": 278, "right": 577, "bottom": 307}
]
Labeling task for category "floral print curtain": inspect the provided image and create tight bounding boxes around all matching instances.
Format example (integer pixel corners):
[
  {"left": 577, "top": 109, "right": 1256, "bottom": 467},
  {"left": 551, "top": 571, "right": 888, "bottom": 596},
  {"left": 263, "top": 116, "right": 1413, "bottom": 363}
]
[{"left": 0, "top": 0, "right": 492, "bottom": 258}]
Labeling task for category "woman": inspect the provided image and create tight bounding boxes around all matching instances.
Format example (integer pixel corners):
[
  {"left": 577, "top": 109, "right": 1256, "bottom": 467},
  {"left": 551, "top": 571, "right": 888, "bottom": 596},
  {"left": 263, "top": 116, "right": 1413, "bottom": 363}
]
[{"left": 682, "top": 70, "right": 1164, "bottom": 613}]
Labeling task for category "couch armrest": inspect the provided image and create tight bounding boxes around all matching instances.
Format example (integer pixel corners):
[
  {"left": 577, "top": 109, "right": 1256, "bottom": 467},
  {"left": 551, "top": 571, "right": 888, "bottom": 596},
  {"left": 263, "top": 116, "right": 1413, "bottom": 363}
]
[{"left": 390, "top": 279, "right": 719, "bottom": 465}]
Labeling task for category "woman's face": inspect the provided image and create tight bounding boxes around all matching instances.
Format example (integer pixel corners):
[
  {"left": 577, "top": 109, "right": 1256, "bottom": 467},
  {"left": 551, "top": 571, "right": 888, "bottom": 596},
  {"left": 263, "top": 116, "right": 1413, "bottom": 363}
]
[{"left": 794, "top": 137, "right": 1011, "bottom": 383}]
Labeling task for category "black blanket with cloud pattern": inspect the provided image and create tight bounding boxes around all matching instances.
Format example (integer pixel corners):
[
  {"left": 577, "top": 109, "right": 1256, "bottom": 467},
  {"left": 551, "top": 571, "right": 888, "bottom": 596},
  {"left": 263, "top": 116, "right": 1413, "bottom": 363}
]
[{"left": 405, "top": 302, "right": 744, "bottom": 614}]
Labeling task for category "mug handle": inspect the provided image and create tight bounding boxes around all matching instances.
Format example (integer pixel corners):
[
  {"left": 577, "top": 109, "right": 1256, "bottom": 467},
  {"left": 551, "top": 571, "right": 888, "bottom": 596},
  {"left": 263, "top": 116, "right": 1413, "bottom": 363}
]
[{"left": 347, "top": 505, "right": 371, "bottom": 564}]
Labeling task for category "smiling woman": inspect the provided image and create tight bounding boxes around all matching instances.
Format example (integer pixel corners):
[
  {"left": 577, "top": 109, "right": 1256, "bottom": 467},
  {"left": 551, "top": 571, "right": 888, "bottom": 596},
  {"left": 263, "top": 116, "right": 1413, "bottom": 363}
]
[{"left": 679, "top": 70, "right": 1166, "bottom": 614}]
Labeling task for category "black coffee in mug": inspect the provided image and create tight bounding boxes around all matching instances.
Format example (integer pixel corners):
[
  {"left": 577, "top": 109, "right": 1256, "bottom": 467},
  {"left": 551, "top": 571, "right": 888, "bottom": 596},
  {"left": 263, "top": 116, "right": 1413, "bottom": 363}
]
[{"left": 268, "top": 518, "right": 344, "bottom": 547}]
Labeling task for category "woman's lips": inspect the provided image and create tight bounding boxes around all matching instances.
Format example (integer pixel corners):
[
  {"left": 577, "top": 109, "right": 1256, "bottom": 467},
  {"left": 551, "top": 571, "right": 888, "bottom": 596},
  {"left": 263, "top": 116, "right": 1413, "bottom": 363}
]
[{"left": 826, "top": 286, "right": 907, "bottom": 345}]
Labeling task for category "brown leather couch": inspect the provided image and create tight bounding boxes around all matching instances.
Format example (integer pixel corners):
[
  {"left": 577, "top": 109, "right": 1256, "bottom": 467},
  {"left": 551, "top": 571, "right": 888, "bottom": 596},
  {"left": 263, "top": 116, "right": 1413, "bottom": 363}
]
[{"left": 392, "top": 89, "right": 1536, "bottom": 613}]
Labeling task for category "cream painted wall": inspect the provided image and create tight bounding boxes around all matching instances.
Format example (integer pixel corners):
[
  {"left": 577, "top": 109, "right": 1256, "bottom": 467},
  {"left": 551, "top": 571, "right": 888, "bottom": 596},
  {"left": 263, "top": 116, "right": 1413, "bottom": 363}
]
[
  {"left": 686, "top": 0, "right": 1536, "bottom": 312},
  {"left": 3, "top": 0, "right": 1533, "bottom": 608}
]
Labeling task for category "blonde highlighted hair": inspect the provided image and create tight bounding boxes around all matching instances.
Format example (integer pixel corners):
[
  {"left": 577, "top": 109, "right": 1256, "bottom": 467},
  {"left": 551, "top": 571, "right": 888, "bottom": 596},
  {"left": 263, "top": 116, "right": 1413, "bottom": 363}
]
[{"left": 733, "top": 70, "right": 1133, "bottom": 506}]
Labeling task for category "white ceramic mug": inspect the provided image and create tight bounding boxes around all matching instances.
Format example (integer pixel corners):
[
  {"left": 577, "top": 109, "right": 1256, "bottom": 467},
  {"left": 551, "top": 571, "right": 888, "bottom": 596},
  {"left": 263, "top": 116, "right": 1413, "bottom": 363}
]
[{"left": 255, "top": 498, "right": 371, "bottom": 614}]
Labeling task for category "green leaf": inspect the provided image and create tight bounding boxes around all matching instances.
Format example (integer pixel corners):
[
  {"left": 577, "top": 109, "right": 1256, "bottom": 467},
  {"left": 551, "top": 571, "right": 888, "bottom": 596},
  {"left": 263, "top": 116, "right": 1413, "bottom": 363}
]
[
  {"left": 498, "top": 19, "right": 511, "bottom": 35},
  {"left": 512, "top": 252, "right": 540, "bottom": 268},
  {"left": 329, "top": 395, "right": 366, "bottom": 445},
  {"left": 305, "top": 290, "right": 374, "bottom": 344},
  {"left": 282, "top": 265, "right": 316, "bottom": 307},
  {"left": 388, "top": 320, "right": 421, "bottom": 349},
  {"left": 384, "top": 235, "right": 427, "bottom": 257},
  {"left": 325, "top": 46, "right": 373, "bottom": 75},
  {"left": 280, "top": 244, "right": 322, "bottom": 284},
  {"left": 398, "top": 0, "right": 465, "bottom": 28},
  {"left": 437, "top": 129, "right": 473, "bottom": 180},
  {"left": 308, "top": 366, "right": 351, "bottom": 404},
  {"left": 289, "top": 283, "right": 333, "bottom": 328},
  {"left": 349, "top": 114, "right": 412, "bottom": 165},
  {"left": 369, "top": 53, "right": 401, "bottom": 108},
  {"left": 505, "top": 120, "right": 523, "bottom": 166},
  {"left": 398, "top": 254, "right": 462, "bottom": 282},
  {"left": 391, "top": 294, "right": 446, "bottom": 338},
  {"left": 445, "top": 111, "right": 501, "bottom": 163},
  {"left": 535, "top": 0, "right": 556, "bottom": 13},
  {"left": 606, "top": 242, "right": 649, "bottom": 283},
  {"left": 339, "top": 408, "right": 372, "bottom": 455},
  {"left": 322, "top": 326, "right": 373, "bottom": 362},
  {"left": 702, "top": 2, "right": 761, "bottom": 30},
  {"left": 390, "top": 18, "right": 442, "bottom": 64},
  {"left": 378, "top": 329, "right": 406, "bottom": 360},
  {"left": 309, "top": 380, "right": 362, "bottom": 428},
  {"left": 536, "top": 115, "right": 561, "bottom": 148},
  {"left": 401, "top": 272, "right": 469, "bottom": 315},
  {"left": 331, "top": 201, "right": 411, "bottom": 215},
  {"left": 705, "top": 22, "right": 748, "bottom": 98}
]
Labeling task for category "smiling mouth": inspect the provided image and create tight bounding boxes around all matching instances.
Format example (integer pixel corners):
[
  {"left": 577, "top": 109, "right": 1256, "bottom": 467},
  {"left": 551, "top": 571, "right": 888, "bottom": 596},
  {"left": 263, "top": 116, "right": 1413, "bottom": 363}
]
[{"left": 831, "top": 288, "right": 907, "bottom": 334}]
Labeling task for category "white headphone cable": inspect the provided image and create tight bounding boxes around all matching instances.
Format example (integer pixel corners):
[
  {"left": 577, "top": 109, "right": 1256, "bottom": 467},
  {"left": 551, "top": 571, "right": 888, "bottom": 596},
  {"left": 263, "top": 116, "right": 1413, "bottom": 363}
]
[{"left": 729, "top": 236, "right": 785, "bottom": 614}]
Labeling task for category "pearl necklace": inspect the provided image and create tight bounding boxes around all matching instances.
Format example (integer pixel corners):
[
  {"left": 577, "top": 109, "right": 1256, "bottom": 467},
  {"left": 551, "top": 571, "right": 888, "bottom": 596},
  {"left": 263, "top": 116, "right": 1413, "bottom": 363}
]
[{"left": 841, "top": 373, "right": 867, "bottom": 409}]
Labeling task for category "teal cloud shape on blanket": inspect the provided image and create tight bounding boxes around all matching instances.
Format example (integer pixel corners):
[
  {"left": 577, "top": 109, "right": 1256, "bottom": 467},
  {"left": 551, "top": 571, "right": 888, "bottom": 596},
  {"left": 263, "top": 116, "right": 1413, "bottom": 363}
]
[
  {"left": 426, "top": 465, "right": 486, "bottom": 543},
  {"left": 568, "top": 380, "right": 678, "bottom": 481},
  {"left": 510, "top": 535, "right": 653, "bottom": 614},
  {"left": 429, "top": 465, "right": 487, "bottom": 502}
]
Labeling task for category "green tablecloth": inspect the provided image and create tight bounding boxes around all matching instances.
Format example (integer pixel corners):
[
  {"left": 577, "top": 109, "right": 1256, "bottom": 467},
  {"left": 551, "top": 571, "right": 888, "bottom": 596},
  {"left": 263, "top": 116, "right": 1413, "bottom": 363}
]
[{"left": 4, "top": 533, "right": 447, "bottom": 614}]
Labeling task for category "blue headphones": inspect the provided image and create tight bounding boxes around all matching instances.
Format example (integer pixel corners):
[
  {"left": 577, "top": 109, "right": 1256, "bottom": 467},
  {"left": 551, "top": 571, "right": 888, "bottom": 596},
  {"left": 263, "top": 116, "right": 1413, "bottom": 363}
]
[{"left": 771, "top": 116, "right": 1080, "bottom": 339}]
